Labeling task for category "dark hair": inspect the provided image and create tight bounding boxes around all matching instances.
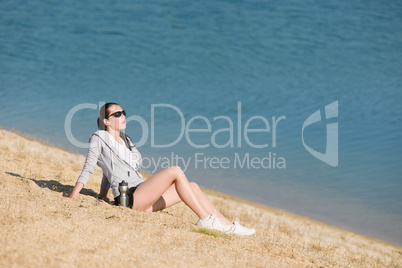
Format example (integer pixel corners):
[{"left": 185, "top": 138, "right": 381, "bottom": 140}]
[{"left": 97, "top": 102, "right": 119, "bottom": 130}]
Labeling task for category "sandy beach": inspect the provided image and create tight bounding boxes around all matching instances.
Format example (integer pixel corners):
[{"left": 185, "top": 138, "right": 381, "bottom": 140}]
[{"left": 0, "top": 128, "right": 401, "bottom": 267}]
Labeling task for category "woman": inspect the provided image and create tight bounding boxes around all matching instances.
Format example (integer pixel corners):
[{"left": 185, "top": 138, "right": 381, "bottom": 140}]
[{"left": 63, "top": 102, "right": 255, "bottom": 236}]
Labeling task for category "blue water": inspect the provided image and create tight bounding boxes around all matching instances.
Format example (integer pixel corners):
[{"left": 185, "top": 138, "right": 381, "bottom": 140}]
[{"left": 1, "top": 0, "right": 402, "bottom": 245}]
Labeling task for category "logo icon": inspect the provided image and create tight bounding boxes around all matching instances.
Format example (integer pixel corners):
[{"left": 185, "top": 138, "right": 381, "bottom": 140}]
[{"left": 302, "top": 101, "right": 338, "bottom": 167}]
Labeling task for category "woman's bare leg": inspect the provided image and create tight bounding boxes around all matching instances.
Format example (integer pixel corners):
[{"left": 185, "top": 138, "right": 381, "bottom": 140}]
[
  {"left": 132, "top": 166, "right": 210, "bottom": 220},
  {"left": 145, "top": 182, "right": 233, "bottom": 225},
  {"left": 189, "top": 182, "right": 233, "bottom": 224}
]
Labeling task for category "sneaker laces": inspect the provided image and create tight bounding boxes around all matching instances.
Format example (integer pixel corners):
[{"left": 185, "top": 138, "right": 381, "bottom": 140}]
[
  {"left": 212, "top": 209, "right": 227, "bottom": 224},
  {"left": 232, "top": 218, "right": 240, "bottom": 229}
]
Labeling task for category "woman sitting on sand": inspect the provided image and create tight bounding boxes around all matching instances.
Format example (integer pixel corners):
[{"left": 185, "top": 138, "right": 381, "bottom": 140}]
[{"left": 62, "top": 102, "right": 255, "bottom": 236}]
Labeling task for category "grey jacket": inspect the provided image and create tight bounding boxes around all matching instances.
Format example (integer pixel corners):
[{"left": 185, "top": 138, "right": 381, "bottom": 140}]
[{"left": 76, "top": 130, "right": 144, "bottom": 197}]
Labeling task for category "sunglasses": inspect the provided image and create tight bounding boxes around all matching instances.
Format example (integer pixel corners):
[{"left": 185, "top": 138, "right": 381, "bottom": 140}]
[{"left": 107, "top": 110, "right": 126, "bottom": 118}]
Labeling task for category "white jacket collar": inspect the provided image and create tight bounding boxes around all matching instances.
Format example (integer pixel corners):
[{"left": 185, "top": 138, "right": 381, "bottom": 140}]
[{"left": 92, "top": 130, "right": 132, "bottom": 168}]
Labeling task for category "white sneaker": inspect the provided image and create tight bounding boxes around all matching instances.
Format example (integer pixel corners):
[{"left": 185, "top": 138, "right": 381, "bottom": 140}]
[
  {"left": 225, "top": 219, "right": 256, "bottom": 236},
  {"left": 196, "top": 214, "right": 232, "bottom": 232}
]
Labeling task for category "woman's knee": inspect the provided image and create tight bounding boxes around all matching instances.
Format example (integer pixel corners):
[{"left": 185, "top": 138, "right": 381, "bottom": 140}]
[{"left": 168, "top": 166, "right": 185, "bottom": 177}]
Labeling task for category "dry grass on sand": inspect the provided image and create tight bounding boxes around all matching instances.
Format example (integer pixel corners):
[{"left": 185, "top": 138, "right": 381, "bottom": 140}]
[{"left": 0, "top": 129, "right": 401, "bottom": 267}]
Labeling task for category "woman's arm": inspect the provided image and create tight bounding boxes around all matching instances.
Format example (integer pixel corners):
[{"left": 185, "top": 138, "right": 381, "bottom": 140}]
[
  {"left": 61, "top": 182, "right": 84, "bottom": 200},
  {"left": 61, "top": 134, "right": 102, "bottom": 200},
  {"left": 98, "top": 174, "right": 114, "bottom": 202},
  {"left": 98, "top": 187, "right": 114, "bottom": 202}
]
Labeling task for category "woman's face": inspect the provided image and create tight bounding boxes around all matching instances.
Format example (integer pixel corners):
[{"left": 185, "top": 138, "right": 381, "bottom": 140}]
[{"left": 104, "top": 105, "right": 126, "bottom": 131}]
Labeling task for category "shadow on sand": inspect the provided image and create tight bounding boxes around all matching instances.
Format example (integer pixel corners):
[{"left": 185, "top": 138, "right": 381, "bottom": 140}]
[{"left": 5, "top": 171, "right": 98, "bottom": 198}]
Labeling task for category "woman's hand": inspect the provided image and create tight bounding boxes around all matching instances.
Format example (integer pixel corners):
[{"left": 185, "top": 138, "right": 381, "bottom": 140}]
[
  {"left": 98, "top": 196, "right": 114, "bottom": 203},
  {"left": 98, "top": 188, "right": 114, "bottom": 202},
  {"left": 104, "top": 196, "right": 115, "bottom": 202},
  {"left": 60, "top": 182, "right": 84, "bottom": 201},
  {"left": 59, "top": 196, "right": 75, "bottom": 201}
]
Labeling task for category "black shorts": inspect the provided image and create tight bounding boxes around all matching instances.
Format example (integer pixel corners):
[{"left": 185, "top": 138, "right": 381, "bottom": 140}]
[{"left": 114, "top": 186, "right": 138, "bottom": 208}]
